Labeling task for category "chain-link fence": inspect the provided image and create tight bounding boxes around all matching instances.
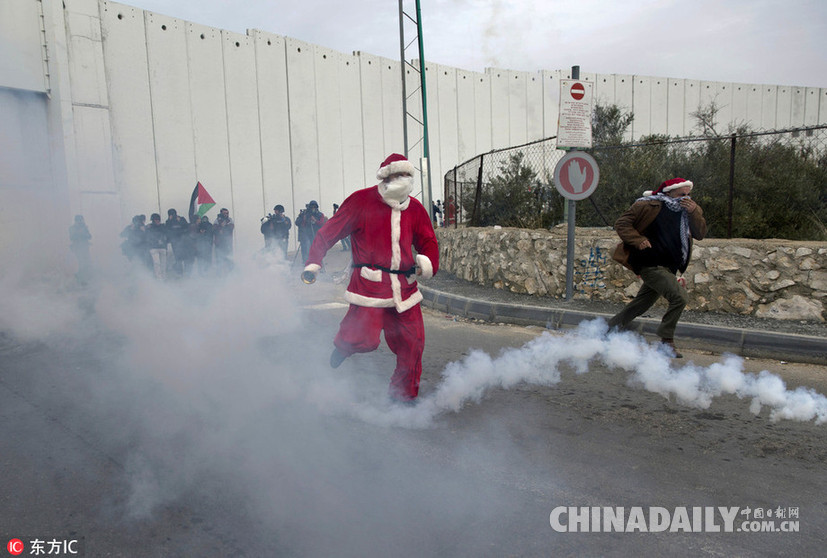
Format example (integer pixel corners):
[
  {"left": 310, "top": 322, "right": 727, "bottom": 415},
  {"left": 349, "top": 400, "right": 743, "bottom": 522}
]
[{"left": 443, "top": 124, "right": 827, "bottom": 240}]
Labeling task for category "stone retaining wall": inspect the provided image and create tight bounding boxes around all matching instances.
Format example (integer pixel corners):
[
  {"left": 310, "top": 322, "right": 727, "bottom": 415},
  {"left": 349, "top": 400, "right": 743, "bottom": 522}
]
[{"left": 436, "top": 226, "right": 827, "bottom": 322}]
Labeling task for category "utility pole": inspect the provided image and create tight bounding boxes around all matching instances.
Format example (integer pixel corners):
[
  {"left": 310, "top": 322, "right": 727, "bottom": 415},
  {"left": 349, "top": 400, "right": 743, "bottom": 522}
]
[{"left": 398, "top": 0, "right": 433, "bottom": 217}]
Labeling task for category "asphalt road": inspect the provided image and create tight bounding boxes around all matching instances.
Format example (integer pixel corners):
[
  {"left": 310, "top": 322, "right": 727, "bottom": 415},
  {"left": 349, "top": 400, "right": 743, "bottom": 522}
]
[{"left": 2, "top": 269, "right": 826, "bottom": 557}]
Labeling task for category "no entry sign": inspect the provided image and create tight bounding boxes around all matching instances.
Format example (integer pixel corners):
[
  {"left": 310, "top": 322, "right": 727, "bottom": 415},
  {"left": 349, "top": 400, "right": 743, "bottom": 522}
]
[
  {"left": 570, "top": 82, "right": 585, "bottom": 100},
  {"left": 553, "top": 151, "right": 600, "bottom": 201}
]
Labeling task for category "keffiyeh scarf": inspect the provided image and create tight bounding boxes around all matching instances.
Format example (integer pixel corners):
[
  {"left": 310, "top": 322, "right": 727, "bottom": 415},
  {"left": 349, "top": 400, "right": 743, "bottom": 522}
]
[{"left": 638, "top": 193, "right": 691, "bottom": 266}]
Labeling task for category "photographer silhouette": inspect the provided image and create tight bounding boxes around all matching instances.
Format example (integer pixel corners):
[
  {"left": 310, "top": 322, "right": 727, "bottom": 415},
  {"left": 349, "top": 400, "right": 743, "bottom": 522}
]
[{"left": 295, "top": 200, "right": 326, "bottom": 263}]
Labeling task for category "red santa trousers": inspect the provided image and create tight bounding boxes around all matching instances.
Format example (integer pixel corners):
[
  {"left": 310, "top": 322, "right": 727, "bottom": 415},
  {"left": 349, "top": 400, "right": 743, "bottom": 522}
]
[{"left": 333, "top": 303, "right": 425, "bottom": 400}]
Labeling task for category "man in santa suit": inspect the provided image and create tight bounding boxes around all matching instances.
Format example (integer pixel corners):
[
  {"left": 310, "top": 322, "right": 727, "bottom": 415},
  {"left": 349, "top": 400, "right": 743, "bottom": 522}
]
[{"left": 301, "top": 153, "right": 439, "bottom": 402}]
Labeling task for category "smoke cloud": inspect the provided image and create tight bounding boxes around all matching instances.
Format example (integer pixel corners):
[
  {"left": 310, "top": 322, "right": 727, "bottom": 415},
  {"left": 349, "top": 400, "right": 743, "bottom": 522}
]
[
  {"left": 2, "top": 238, "right": 825, "bottom": 554},
  {"left": 348, "top": 320, "right": 827, "bottom": 429}
]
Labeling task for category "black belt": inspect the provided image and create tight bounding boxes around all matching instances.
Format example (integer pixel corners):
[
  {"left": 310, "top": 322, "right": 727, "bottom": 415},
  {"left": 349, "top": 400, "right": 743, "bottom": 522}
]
[{"left": 352, "top": 263, "right": 417, "bottom": 278}]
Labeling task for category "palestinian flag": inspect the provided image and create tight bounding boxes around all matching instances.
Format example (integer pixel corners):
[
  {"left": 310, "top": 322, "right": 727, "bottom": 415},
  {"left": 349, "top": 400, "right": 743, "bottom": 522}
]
[{"left": 189, "top": 181, "right": 216, "bottom": 221}]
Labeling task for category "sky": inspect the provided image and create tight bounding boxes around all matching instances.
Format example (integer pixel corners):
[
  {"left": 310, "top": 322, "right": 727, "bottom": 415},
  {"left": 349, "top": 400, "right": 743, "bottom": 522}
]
[{"left": 120, "top": 0, "right": 827, "bottom": 88}]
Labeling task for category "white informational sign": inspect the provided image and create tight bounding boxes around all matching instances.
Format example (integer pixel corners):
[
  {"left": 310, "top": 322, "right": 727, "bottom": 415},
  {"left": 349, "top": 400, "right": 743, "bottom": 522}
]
[
  {"left": 557, "top": 79, "right": 594, "bottom": 149},
  {"left": 553, "top": 151, "right": 600, "bottom": 201}
]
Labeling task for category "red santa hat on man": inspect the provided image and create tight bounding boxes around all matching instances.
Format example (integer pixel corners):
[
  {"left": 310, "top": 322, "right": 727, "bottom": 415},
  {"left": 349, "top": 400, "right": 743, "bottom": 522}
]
[
  {"left": 643, "top": 177, "right": 693, "bottom": 197},
  {"left": 377, "top": 153, "right": 416, "bottom": 206},
  {"left": 377, "top": 153, "right": 416, "bottom": 180}
]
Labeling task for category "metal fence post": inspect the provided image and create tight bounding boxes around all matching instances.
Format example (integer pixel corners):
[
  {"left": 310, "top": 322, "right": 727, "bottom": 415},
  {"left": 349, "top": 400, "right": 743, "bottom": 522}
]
[{"left": 728, "top": 133, "right": 736, "bottom": 238}]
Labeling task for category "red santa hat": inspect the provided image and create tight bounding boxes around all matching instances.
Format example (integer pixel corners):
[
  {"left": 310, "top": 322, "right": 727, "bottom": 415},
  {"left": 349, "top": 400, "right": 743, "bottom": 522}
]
[
  {"left": 643, "top": 177, "right": 693, "bottom": 196},
  {"left": 376, "top": 153, "right": 415, "bottom": 180}
]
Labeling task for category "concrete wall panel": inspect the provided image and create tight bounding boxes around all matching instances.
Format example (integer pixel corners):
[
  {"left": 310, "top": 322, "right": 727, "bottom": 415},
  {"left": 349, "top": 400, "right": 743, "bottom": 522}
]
[
  {"left": 614, "top": 74, "right": 634, "bottom": 141},
  {"left": 804, "top": 88, "right": 820, "bottom": 126},
  {"left": 0, "top": 89, "right": 52, "bottom": 190},
  {"left": 667, "top": 79, "right": 686, "bottom": 136},
  {"left": 436, "top": 64, "right": 459, "bottom": 173},
  {"left": 821, "top": 90, "right": 827, "bottom": 123},
  {"left": 0, "top": 0, "right": 47, "bottom": 92},
  {"left": 731, "top": 83, "right": 749, "bottom": 128},
  {"left": 650, "top": 77, "right": 668, "bottom": 135},
  {"left": 456, "top": 69, "right": 477, "bottom": 162},
  {"left": 314, "top": 45, "right": 346, "bottom": 214},
  {"left": 632, "top": 76, "right": 652, "bottom": 138},
  {"left": 186, "top": 22, "right": 231, "bottom": 224},
  {"left": 761, "top": 85, "right": 778, "bottom": 129},
  {"left": 222, "top": 30, "right": 264, "bottom": 250},
  {"left": 489, "top": 69, "right": 509, "bottom": 150},
  {"left": 683, "top": 80, "right": 701, "bottom": 135},
  {"left": 507, "top": 70, "right": 527, "bottom": 145},
  {"left": 594, "top": 73, "right": 613, "bottom": 106},
  {"left": 72, "top": 106, "right": 116, "bottom": 193},
  {"left": 745, "top": 84, "right": 763, "bottom": 128},
  {"left": 714, "top": 82, "right": 734, "bottom": 131},
  {"left": 286, "top": 37, "right": 320, "bottom": 215},
  {"left": 526, "top": 73, "right": 543, "bottom": 142},
  {"left": 541, "top": 70, "right": 560, "bottom": 140},
  {"left": 144, "top": 12, "right": 196, "bottom": 214},
  {"left": 65, "top": 10, "right": 108, "bottom": 107},
  {"left": 338, "top": 52, "right": 365, "bottom": 197},
  {"left": 474, "top": 72, "right": 492, "bottom": 155},
  {"left": 357, "top": 52, "right": 385, "bottom": 188},
  {"left": 422, "top": 62, "right": 441, "bottom": 200},
  {"left": 776, "top": 85, "right": 792, "bottom": 128},
  {"left": 252, "top": 31, "right": 294, "bottom": 229},
  {"left": 99, "top": 2, "right": 157, "bottom": 218},
  {"left": 790, "top": 87, "right": 806, "bottom": 127},
  {"left": 380, "top": 56, "right": 404, "bottom": 157}
]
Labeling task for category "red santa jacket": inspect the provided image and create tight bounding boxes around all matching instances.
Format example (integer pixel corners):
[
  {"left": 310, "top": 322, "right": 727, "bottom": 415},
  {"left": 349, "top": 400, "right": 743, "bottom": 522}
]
[{"left": 304, "top": 186, "right": 439, "bottom": 312}]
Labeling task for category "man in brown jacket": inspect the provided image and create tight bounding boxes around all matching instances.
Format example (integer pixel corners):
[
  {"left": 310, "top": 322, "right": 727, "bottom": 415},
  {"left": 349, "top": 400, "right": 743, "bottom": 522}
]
[{"left": 608, "top": 177, "right": 707, "bottom": 357}]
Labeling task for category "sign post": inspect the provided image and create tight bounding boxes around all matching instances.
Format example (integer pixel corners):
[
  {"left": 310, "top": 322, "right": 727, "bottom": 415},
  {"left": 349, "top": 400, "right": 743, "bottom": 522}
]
[{"left": 556, "top": 65, "right": 597, "bottom": 299}]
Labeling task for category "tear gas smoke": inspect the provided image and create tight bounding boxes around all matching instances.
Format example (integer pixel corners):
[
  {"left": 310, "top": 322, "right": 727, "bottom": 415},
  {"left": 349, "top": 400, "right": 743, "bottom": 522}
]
[
  {"left": 344, "top": 320, "right": 827, "bottom": 429},
  {"left": 2, "top": 238, "right": 825, "bottom": 552}
]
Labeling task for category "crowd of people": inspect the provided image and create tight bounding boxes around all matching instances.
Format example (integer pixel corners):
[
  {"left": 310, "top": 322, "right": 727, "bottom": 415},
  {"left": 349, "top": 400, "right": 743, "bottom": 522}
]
[{"left": 119, "top": 207, "right": 234, "bottom": 280}]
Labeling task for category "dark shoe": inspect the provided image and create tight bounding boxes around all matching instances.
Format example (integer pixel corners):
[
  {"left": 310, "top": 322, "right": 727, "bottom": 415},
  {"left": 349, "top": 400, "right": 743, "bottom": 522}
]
[
  {"left": 661, "top": 338, "right": 683, "bottom": 358},
  {"left": 329, "top": 347, "right": 347, "bottom": 368}
]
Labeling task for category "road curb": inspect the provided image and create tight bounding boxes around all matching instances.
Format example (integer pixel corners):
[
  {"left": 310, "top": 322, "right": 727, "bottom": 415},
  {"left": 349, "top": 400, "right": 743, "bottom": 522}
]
[{"left": 420, "top": 286, "right": 827, "bottom": 364}]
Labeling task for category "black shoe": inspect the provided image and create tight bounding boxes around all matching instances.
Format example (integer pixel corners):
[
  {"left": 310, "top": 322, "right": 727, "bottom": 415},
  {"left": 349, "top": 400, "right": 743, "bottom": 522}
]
[
  {"left": 330, "top": 347, "right": 347, "bottom": 368},
  {"left": 661, "top": 338, "right": 683, "bottom": 359}
]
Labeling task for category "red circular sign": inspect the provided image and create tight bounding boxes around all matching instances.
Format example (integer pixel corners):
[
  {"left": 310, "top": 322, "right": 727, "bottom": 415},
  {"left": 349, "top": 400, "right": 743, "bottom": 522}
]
[
  {"left": 570, "top": 82, "right": 585, "bottom": 100},
  {"left": 553, "top": 151, "right": 600, "bottom": 201}
]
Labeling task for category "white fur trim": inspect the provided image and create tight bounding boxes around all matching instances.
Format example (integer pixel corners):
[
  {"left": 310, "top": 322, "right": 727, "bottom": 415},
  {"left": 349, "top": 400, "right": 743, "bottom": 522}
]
[
  {"left": 377, "top": 159, "right": 415, "bottom": 180},
  {"left": 360, "top": 267, "right": 382, "bottom": 282},
  {"left": 344, "top": 289, "right": 423, "bottom": 313},
  {"left": 390, "top": 209, "right": 401, "bottom": 271},
  {"left": 379, "top": 195, "right": 411, "bottom": 210},
  {"left": 415, "top": 254, "right": 434, "bottom": 280},
  {"left": 396, "top": 290, "right": 423, "bottom": 312},
  {"left": 304, "top": 263, "right": 322, "bottom": 273},
  {"left": 642, "top": 190, "right": 653, "bottom": 196},
  {"left": 344, "top": 291, "right": 396, "bottom": 308},
  {"left": 662, "top": 179, "right": 693, "bottom": 193}
]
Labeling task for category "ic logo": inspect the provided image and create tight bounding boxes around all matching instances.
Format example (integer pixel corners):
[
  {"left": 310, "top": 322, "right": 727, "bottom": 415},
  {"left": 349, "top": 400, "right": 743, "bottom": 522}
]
[{"left": 7, "top": 539, "right": 24, "bottom": 556}]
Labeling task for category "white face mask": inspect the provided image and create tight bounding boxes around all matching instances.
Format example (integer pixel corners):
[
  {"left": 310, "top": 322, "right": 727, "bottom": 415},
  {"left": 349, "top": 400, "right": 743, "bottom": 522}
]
[{"left": 379, "top": 174, "right": 414, "bottom": 203}]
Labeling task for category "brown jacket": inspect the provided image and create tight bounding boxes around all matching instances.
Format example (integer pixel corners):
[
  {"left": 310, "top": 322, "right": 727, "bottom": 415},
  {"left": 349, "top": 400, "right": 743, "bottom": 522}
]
[{"left": 612, "top": 199, "right": 707, "bottom": 270}]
